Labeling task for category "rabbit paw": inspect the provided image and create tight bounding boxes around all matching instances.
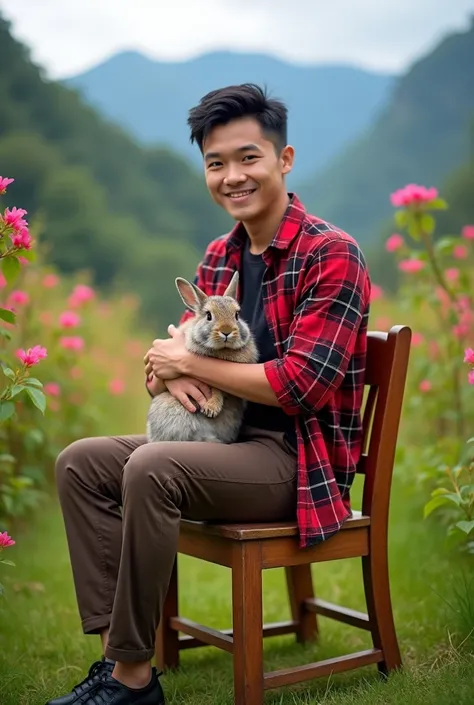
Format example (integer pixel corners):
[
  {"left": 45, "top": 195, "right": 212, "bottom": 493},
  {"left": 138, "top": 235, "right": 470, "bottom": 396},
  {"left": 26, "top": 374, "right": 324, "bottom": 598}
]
[{"left": 200, "top": 396, "right": 223, "bottom": 418}]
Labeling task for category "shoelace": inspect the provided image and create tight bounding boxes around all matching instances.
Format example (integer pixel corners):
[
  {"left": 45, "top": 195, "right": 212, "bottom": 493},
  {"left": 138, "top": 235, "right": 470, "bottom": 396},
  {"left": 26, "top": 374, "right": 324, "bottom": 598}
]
[
  {"left": 72, "top": 660, "right": 112, "bottom": 695},
  {"left": 76, "top": 675, "right": 126, "bottom": 704}
]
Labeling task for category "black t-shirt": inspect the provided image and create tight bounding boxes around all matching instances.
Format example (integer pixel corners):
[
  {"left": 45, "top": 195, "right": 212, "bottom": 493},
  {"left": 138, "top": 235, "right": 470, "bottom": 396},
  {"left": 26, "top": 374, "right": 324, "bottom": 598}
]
[{"left": 239, "top": 240, "right": 297, "bottom": 450}]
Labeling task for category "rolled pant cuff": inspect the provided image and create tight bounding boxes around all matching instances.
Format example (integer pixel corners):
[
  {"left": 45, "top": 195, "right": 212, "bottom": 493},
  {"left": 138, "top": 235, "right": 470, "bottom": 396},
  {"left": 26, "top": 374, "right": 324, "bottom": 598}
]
[
  {"left": 105, "top": 645, "right": 156, "bottom": 663},
  {"left": 82, "top": 614, "right": 112, "bottom": 635}
]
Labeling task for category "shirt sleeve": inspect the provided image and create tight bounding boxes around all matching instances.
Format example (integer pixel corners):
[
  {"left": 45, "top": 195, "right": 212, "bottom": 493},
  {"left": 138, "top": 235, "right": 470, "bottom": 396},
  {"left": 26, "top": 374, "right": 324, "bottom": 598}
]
[{"left": 264, "top": 238, "right": 370, "bottom": 416}]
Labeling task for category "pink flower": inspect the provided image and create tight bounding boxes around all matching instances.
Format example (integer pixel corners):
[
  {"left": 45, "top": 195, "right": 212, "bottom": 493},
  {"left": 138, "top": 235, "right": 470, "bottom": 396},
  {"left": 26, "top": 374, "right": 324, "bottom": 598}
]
[
  {"left": 11, "top": 227, "right": 32, "bottom": 250},
  {"left": 429, "top": 341, "right": 440, "bottom": 360},
  {"left": 60, "top": 336, "right": 84, "bottom": 352},
  {"left": 109, "top": 378, "right": 125, "bottom": 395},
  {"left": 8, "top": 290, "right": 29, "bottom": 307},
  {"left": 42, "top": 273, "right": 60, "bottom": 288},
  {"left": 0, "top": 273, "right": 6, "bottom": 288},
  {"left": 385, "top": 233, "right": 404, "bottom": 252},
  {"left": 0, "top": 177, "right": 14, "bottom": 194},
  {"left": 453, "top": 244, "right": 468, "bottom": 259},
  {"left": 461, "top": 225, "right": 474, "bottom": 240},
  {"left": 445, "top": 268, "right": 459, "bottom": 282},
  {"left": 375, "top": 316, "right": 391, "bottom": 330},
  {"left": 44, "top": 382, "right": 61, "bottom": 397},
  {"left": 59, "top": 311, "right": 81, "bottom": 328},
  {"left": 39, "top": 311, "right": 53, "bottom": 325},
  {"left": 398, "top": 259, "right": 425, "bottom": 273},
  {"left": 453, "top": 323, "right": 469, "bottom": 339},
  {"left": 370, "top": 284, "right": 383, "bottom": 302},
  {"left": 68, "top": 284, "right": 95, "bottom": 308},
  {"left": 16, "top": 345, "right": 47, "bottom": 367},
  {"left": 469, "top": 370, "right": 474, "bottom": 385},
  {"left": 3, "top": 207, "right": 28, "bottom": 230},
  {"left": 70, "top": 366, "right": 82, "bottom": 380},
  {"left": 464, "top": 348, "right": 474, "bottom": 365},
  {"left": 0, "top": 530, "right": 15, "bottom": 548},
  {"left": 419, "top": 380, "right": 432, "bottom": 393},
  {"left": 390, "top": 184, "right": 438, "bottom": 208},
  {"left": 411, "top": 332, "right": 424, "bottom": 347}
]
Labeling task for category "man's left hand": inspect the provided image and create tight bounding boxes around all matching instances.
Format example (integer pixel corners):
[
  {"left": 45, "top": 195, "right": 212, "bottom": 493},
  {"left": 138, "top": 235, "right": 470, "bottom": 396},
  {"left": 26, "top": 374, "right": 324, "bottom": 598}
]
[{"left": 144, "top": 325, "right": 189, "bottom": 380}]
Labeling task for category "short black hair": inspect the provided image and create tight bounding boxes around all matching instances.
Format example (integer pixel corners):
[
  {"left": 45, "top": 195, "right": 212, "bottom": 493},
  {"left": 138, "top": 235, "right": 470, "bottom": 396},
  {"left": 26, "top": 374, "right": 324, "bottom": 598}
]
[{"left": 187, "top": 83, "right": 288, "bottom": 153}]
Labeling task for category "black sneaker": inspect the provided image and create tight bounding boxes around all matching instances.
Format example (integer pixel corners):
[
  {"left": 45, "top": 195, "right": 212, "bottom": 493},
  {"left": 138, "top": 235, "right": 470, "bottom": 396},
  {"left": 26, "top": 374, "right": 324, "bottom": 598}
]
[
  {"left": 46, "top": 666, "right": 165, "bottom": 705},
  {"left": 45, "top": 657, "right": 114, "bottom": 704}
]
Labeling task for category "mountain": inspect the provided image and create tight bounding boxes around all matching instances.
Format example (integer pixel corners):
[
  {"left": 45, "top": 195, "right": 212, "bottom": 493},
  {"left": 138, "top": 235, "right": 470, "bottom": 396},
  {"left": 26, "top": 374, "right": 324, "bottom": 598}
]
[
  {"left": 298, "top": 17, "right": 474, "bottom": 246},
  {"left": 0, "top": 13, "right": 231, "bottom": 328},
  {"left": 63, "top": 50, "right": 395, "bottom": 182}
]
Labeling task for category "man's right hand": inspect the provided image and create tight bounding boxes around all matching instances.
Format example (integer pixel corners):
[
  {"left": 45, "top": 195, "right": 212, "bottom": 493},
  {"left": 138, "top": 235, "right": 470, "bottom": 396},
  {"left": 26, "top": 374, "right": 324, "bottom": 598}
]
[{"left": 164, "top": 376, "right": 213, "bottom": 413}]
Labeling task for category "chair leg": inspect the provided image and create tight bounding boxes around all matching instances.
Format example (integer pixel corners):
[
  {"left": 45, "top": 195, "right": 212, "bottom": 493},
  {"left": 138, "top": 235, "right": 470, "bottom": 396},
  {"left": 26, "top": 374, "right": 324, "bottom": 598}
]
[
  {"left": 285, "top": 565, "right": 319, "bottom": 644},
  {"left": 362, "top": 545, "right": 402, "bottom": 676},
  {"left": 155, "top": 556, "right": 180, "bottom": 671},
  {"left": 232, "top": 542, "right": 264, "bottom": 705}
]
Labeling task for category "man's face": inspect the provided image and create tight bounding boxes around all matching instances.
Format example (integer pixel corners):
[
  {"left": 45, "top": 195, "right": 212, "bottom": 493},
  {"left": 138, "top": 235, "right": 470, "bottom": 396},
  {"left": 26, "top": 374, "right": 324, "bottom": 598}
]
[{"left": 202, "top": 117, "right": 294, "bottom": 223}]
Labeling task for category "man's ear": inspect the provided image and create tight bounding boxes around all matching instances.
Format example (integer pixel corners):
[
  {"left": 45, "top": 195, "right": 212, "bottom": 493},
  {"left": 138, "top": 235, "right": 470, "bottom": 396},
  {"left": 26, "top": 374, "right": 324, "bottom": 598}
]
[{"left": 175, "top": 278, "right": 208, "bottom": 312}]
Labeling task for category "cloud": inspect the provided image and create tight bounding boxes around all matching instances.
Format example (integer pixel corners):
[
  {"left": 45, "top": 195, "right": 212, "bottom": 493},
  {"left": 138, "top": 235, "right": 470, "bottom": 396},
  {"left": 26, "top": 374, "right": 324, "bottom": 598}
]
[{"left": 2, "top": 0, "right": 473, "bottom": 78}]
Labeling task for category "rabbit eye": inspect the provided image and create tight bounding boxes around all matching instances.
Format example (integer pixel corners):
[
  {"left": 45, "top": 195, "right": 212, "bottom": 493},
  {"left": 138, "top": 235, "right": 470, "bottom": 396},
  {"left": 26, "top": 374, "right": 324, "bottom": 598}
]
[
  {"left": 235, "top": 311, "right": 239, "bottom": 320},
  {"left": 206, "top": 311, "right": 212, "bottom": 321}
]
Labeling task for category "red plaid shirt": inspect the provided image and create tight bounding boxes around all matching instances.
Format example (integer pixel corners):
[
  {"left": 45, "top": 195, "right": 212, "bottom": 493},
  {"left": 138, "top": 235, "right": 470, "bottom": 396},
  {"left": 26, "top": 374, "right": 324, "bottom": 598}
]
[{"left": 180, "top": 194, "right": 371, "bottom": 547}]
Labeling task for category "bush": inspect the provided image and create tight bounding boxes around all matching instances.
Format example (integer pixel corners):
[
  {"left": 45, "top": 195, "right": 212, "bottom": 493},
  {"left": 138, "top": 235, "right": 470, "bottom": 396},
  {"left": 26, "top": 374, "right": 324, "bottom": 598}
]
[{"left": 371, "top": 183, "right": 474, "bottom": 552}]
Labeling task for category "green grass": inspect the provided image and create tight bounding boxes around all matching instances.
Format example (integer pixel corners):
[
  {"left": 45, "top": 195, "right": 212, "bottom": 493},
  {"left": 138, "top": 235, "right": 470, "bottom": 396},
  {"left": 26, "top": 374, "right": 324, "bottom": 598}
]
[{"left": 0, "top": 473, "right": 473, "bottom": 704}]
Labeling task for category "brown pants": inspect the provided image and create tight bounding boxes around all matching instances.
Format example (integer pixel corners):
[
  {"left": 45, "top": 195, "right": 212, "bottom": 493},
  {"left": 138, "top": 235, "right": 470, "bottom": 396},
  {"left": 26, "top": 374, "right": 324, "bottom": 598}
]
[{"left": 55, "top": 426, "right": 297, "bottom": 663}]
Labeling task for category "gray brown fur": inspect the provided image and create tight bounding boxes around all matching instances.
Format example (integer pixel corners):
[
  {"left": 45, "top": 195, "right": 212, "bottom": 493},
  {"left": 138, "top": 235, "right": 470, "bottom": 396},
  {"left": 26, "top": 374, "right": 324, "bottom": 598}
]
[{"left": 146, "top": 271, "right": 258, "bottom": 444}]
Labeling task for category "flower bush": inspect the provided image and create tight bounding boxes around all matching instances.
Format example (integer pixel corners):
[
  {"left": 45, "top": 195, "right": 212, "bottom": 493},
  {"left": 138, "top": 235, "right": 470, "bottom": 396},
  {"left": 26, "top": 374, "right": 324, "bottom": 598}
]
[
  {"left": 0, "top": 176, "right": 154, "bottom": 597},
  {"left": 375, "top": 182, "right": 474, "bottom": 551}
]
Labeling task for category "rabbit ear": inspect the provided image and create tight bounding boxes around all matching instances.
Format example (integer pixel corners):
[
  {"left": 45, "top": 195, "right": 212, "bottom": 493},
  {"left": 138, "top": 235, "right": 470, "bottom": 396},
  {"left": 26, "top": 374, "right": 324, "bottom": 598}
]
[
  {"left": 223, "top": 271, "right": 239, "bottom": 300},
  {"left": 175, "top": 278, "right": 207, "bottom": 312}
]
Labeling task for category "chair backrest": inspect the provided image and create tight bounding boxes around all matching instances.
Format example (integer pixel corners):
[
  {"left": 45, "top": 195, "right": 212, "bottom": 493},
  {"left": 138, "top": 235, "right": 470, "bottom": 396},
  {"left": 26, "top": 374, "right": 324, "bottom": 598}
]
[{"left": 358, "top": 325, "right": 412, "bottom": 529}]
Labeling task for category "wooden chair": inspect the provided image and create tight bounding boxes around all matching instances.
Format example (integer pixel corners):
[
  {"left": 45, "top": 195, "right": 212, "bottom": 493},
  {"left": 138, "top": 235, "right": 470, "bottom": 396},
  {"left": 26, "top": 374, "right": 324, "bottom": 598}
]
[{"left": 156, "top": 325, "right": 412, "bottom": 704}]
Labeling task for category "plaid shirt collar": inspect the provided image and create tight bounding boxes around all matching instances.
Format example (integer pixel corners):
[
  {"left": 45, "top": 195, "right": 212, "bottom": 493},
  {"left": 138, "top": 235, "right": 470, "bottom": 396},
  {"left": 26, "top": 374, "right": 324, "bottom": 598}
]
[{"left": 225, "top": 193, "right": 305, "bottom": 254}]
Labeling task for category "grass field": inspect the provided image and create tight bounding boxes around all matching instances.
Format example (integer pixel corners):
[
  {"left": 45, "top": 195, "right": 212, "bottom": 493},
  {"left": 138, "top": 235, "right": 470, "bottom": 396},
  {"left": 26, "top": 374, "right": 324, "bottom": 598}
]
[{"left": 0, "top": 472, "right": 473, "bottom": 705}]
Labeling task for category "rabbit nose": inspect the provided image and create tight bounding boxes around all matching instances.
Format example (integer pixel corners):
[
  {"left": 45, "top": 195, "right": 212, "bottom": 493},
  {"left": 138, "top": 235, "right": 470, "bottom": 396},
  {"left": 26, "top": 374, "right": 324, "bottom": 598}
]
[{"left": 219, "top": 328, "right": 233, "bottom": 339}]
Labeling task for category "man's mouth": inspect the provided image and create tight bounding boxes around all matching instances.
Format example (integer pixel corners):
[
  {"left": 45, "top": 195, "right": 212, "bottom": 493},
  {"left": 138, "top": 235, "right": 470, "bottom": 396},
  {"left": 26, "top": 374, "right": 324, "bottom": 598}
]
[{"left": 226, "top": 189, "right": 256, "bottom": 200}]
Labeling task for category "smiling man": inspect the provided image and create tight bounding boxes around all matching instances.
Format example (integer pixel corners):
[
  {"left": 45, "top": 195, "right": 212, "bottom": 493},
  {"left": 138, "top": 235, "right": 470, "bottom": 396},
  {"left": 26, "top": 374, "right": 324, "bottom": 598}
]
[{"left": 50, "top": 84, "right": 371, "bottom": 705}]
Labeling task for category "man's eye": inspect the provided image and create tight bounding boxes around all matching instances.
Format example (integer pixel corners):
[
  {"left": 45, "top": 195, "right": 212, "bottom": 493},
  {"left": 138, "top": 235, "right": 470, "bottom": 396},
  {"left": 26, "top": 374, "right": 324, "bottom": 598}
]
[
  {"left": 208, "top": 161, "right": 221, "bottom": 168},
  {"left": 243, "top": 155, "right": 257, "bottom": 161}
]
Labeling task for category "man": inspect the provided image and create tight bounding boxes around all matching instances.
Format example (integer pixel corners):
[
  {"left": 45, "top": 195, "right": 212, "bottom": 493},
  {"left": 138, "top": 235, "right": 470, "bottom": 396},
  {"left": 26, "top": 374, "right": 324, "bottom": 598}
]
[{"left": 47, "top": 83, "right": 371, "bottom": 705}]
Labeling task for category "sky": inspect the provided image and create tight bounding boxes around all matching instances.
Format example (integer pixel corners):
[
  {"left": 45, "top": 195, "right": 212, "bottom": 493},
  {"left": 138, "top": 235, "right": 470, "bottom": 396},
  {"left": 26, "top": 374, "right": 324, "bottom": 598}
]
[{"left": 1, "top": 0, "right": 474, "bottom": 78}]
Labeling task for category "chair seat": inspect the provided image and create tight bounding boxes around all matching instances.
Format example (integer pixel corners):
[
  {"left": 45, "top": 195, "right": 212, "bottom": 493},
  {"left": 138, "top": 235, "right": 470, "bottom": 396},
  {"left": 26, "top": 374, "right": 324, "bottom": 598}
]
[{"left": 180, "top": 510, "right": 369, "bottom": 541}]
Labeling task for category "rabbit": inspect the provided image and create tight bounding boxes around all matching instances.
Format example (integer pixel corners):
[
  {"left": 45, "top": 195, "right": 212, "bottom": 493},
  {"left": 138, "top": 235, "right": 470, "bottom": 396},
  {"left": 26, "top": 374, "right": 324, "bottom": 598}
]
[{"left": 146, "top": 271, "right": 258, "bottom": 444}]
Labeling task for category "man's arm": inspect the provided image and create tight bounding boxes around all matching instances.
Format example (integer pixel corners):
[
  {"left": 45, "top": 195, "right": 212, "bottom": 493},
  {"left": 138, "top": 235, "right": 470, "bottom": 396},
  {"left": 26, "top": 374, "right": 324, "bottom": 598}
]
[
  {"left": 183, "top": 238, "right": 370, "bottom": 416},
  {"left": 181, "top": 357, "right": 280, "bottom": 406}
]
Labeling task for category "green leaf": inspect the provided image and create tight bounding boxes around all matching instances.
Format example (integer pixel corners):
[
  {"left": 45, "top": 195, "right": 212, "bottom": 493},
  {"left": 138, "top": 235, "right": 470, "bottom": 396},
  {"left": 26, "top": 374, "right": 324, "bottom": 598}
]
[
  {"left": 428, "top": 198, "right": 448, "bottom": 210},
  {"left": 1, "top": 367, "right": 16, "bottom": 381},
  {"left": 434, "top": 237, "right": 456, "bottom": 255},
  {"left": 455, "top": 521, "right": 474, "bottom": 535},
  {"left": 424, "top": 495, "right": 450, "bottom": 518},
  {"left": 7, "top": 384, "right": 24, "bottom": 399},
  {"left": 25, "top": 386, "right": 46, "bottom": 413},
  {"left": 25, "top": 377, "right": 43, "bottom": 389},
  {"left": 467, "top": 437, "right": 474, "bottom": 444},
  {"left": 407, "top": 220, "right": 421, "bottom": 240},
  {"left": 0, "top": 559, "right": 15, "bottom": 567},
  {"left": 430, "top": 487, "right": 450, "bottom": 497},
  {"left": 0, "top": 329, "right": 12, "bottom": 340},
  {"left": 394, "top": 210, "right": 408, "bottom": 227},
  {"left": 14, "top": 248, "right": 35, "bottom": 262},
  {"left": 1, "top": 256, "right": 20, "bottom": 285},
  {"left": 0, "top": 401, "right": 15, "bottom": 422},
  {"left": 0, "top": 308, "right": 15, "bottom": 324},
  {"left": 420, "top": 213, "right": 435, "bottom": 235}
]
